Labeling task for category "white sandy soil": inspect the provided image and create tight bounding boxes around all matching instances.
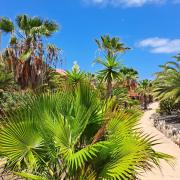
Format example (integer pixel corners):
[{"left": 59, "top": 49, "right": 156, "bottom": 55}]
[{"left": 140, "top": 102, "right": 180, "bottom": 180}]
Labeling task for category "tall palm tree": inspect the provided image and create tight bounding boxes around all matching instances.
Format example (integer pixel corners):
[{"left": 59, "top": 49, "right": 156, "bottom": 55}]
[
  {"left": 0, "top": 83, "right": 173, "bottom": 179},
  {"left": 95, "top": 56, "right": 120, "bottom": 98},
  {"left": 0, "top": 15, "right": 60, "bottom": 90},
  {"left": 95, "top": 35, "right": 129, "bottom": 98}
]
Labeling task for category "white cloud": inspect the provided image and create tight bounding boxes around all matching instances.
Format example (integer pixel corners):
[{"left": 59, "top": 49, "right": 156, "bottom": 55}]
[
  {"left": 138, "top": 37, "right": 180, "bottom": 54},
  {"left": 83, "top": 0, "right": 165, "bottom": 7}
]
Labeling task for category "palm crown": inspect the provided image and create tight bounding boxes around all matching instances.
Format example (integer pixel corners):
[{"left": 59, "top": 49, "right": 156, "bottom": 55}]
[
  {"left": 95, "top": 55, "right": 120, "bottom": 97},
  {"left": 95, "top": 35, "right": 130, "bottom": 57},
  {"left": 0, "top": 15, "right": 58, "bottom": 39}
]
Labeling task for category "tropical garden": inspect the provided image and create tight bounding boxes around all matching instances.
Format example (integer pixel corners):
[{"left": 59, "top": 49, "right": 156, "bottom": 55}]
[{"left": 0, "top": 15, "right": 179, "bottom": 179}]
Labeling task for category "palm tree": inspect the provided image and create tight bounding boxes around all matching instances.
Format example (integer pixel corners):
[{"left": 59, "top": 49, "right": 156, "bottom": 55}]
[
  {"left": 153, "top": 54, "right": 180, "bottom": 104},
  {"left": 95, "top": 35, "right": 130, "bottom": 98},
  {"left": 0, "top": 83, "right": 173, "bottom": 179},
  {"left": 0, "top": 15, "right": 60, "bottom": 90},
  {"left": 138, "top": 79, "right": 152, "bottom": 110},
  {"left": 119, "top": 67, "right": 138, "bottom": 92},
  {"left": 95, "top": 56, "right": 120, "bottom": 98},
  {"left": 113, "top": 86, "right": 130, "bottom": 109}
]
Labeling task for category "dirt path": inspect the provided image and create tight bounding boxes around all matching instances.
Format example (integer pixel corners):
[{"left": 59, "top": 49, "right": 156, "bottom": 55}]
[{"left": 140, "top": 102, "right": 180, "bottom": 180}]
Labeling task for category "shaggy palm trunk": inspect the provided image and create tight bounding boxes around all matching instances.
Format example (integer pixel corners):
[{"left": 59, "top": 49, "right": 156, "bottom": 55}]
[
  {"left": 12, "top": 57, "right": 17, "bottom": 82},
  {"left": 107, "top": 79, "right": 112, "bottom": 98},
  {"left": 18, "top": 57, "right": 31, "bottom": 89}
]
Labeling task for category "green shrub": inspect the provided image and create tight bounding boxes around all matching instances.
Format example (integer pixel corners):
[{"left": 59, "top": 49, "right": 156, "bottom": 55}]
[{"left": 159, "top": 98, "right": 180, "bottom": 115}]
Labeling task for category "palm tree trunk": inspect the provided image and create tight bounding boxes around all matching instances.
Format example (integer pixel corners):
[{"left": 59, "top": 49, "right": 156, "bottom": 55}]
[
  {"left": 149, "top": 94, "right": 153, "bottom": 103},
  {"left": 124, "top": 101, "right": 128, "bottom": 109},
  {"left": 107, "top": 79, "right": 112, "bottom": 98},
  {"left": 144, "top": 94, "right": 148, "bottom": 110}
]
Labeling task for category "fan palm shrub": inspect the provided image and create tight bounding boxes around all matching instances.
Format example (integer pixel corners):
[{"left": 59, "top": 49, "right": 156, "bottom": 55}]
[{"left": 0, "top": 83, "right": 173, "bottom": 179}]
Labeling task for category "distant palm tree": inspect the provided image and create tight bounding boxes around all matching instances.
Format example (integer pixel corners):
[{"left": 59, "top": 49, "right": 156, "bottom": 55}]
[
  {"left": 95, "top": 56, "right": 120, "bottom": 98},
  {"left": 119, "top": 67, "right": 138, "bottom": 91},
  {"left": 138, "top": 79, "right": 152, "bottom": 110},
  {"left": 95, "top": 35, "right": 130, "bottom": 98}
]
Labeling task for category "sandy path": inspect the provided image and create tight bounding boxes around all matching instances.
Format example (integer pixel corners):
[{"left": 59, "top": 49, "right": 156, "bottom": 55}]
[{"left": 140, "top": 102, "right": 180, "bottom": 180}]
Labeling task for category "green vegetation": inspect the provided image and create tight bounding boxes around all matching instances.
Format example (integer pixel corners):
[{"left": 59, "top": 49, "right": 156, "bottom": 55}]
[
  {"left": 153, "top": 54, "right": 180, "bottom": 114},
  {"left": 0, "top": 61, "right": 22, "bottom": 116},
  {"left": 0, "top": 83, "right": 173, "bottom": 179},
  {"left": 0, "top": 14, "right": 179, "bottom": 180}
]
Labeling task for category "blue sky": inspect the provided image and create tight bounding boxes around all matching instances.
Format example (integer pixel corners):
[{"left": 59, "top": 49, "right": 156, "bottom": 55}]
[{"left": 1, "top": 0, "right": 180, "bottom": 79}]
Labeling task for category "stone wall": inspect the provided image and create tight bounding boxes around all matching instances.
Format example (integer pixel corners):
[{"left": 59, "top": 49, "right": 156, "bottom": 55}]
[{"left": 151, "top": 113, "right": 180, "bottom": 147}]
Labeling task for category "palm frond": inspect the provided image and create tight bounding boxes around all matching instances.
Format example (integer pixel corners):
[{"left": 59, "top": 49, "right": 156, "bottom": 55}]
[{"left": 0, "top": 17, "right": 14, "bottom": 33}]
